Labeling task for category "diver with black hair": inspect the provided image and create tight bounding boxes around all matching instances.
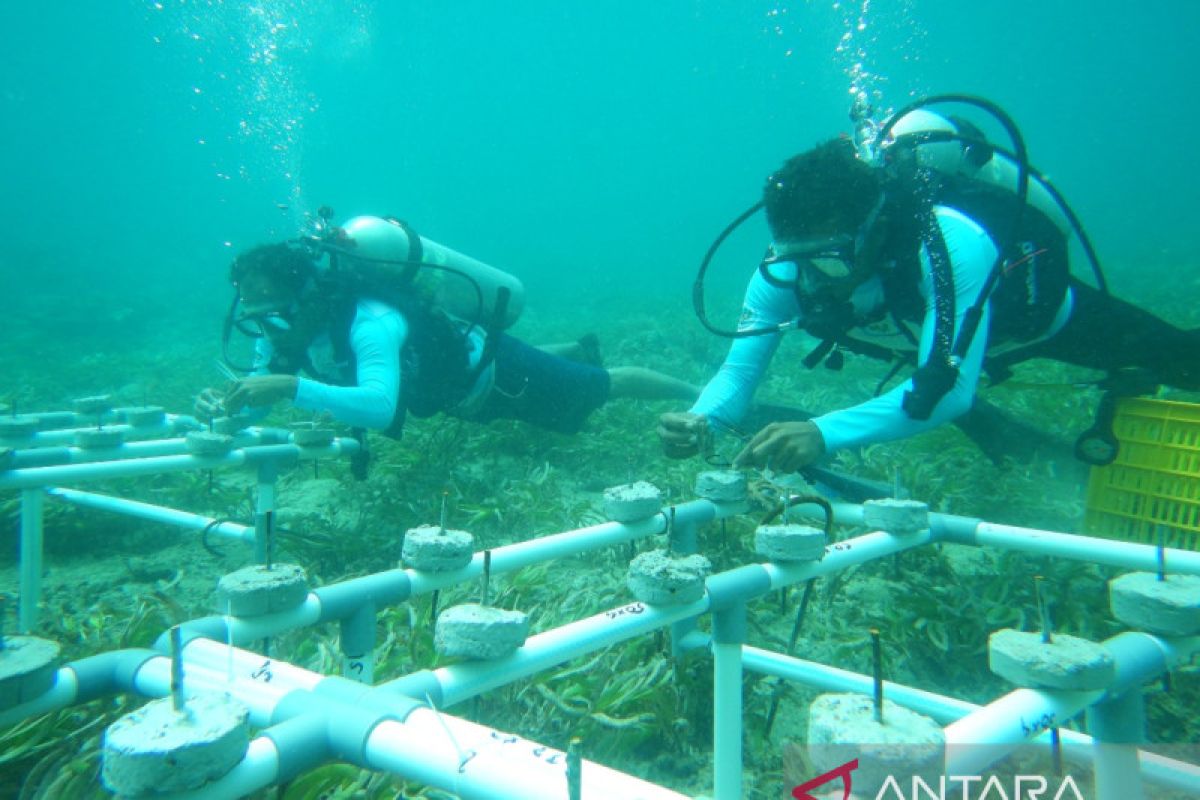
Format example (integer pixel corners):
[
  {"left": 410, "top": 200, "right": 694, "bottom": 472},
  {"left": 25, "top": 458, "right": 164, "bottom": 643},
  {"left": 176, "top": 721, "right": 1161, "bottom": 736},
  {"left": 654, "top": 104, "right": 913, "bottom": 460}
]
[
  {"left": 660, "top": 98, "right": 1200, "bottom": 472},
  {"left": 197, "top": 215, "right": 698, "bottom": 443}
]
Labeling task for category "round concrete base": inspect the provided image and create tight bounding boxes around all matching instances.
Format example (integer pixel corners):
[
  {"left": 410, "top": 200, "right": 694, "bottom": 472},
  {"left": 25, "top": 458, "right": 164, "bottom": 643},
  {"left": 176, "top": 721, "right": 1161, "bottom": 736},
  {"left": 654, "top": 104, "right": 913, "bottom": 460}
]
[
  {"left": 1110, "top": 572, "right": 1200, "bottom": 636},
  {"left": 216, "top": 564, "right": 309, "bottom": 617},
  {"left": 402, "top": 526, "right": 475, "bottom": 572},
  {"left": 75, "top": 428, "right": 126, "bottom": 450},
  {"left": 808, "top": 693, "right": 945, "bottom": 797},
  {"left": 435, "top": 603, "right": 530, "bottom": 660},
  {"left": 102, "top": 693, "right": 250, "bottom": 795},
  {"left": 863, "top": 498, "right": 930, "bottom": 535},
  {"left": 694, "top": 470, "right": 747, "bottom": 503},
  {"left": 627, "top": 549, "right": 711, "bottom": 605},
  {"left": 755, "top": 524, "right": 826, "bottom": 563},
  {"left": 0, "top": 636, "right": 61, "bottom": 711},
  {"left": 186, "top": 431, "right": 235, "bottom": 457},
  {"left": 603, "top": 482, "right": 664, "bottom": 523},
  {"left": 988, "top": 628, "right": 1115, "bottom": 690}
]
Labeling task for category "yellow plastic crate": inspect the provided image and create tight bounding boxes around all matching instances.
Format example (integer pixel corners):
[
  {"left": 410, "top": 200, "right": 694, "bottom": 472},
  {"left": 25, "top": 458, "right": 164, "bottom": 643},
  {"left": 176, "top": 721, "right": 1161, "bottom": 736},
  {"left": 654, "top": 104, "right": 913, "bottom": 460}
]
[{"left": 1084, "top": 398, "right": 1200, "bottom": 550}]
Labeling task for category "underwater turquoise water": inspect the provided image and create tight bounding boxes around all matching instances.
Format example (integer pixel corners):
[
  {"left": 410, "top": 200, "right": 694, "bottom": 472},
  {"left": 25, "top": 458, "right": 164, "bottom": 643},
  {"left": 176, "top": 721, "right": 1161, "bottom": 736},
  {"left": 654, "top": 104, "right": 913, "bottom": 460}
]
[
  {"left": 3, "top": 6, "right": 1200, "bottom": 796},
  {"left": 1, "top": 1, "right": 1197, "bottom": 334}
]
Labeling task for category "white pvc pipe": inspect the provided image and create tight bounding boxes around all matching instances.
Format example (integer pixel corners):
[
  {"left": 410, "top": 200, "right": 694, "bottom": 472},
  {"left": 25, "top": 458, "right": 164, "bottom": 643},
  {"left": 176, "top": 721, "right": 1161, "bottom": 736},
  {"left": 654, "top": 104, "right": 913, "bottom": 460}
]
[
  {"left": 743, "top": 646, "right": 1200, "bottom": 795},
  {"left": 1095, "top": 743, "right": 1145, "bottom": 800},
  {"left": 712, "top": 641, "right": 743, "bottom": 800},
  {"left": 19, "top": 488, "right": 43, "bottom": 632},
  {"left": 404, "top": 518, "right": 664, "bottom": 596},
  {"left": 14, "top": 438, "right": 188, "bottom": 466},
  {"left": 429, "top": 597, "right": 708, "bottom": 708},
  {"left": 366, "top": 709, "right": 690, "bottom": 800},
  {"left": 122, "top": 638, "right": 689, "bottom": 799},
  {"left": 15, "top": 419, "right": 179, "bottom": 448},
  {"left": 134, "top": 652, "right": 297, "bottom": 725},
  {"left": 165, "top": 737, "right": 282, "bottom": 800},
  {"left": 742, "top": 646, "right": 978, "bottom": 723},
  {"left": 973, "top": 521, "right": 1200, "bottom": 575},
  {"left": 1137, "top": 750, "right": 1200, "bottom": 795},
  {"left": 0, "top": 452, "right": 249, "bottom": 490},
  {"left": 0, "top": 667, "right": 78, "bottom": 728},
  {"left": 182, "top": 636, "right": 325, "bottom": 697},
  {"left": 945, "top": 687, "right": 1103, "bottom": 775},
  {"left": 344, "top": 653, "right": 375, "bottom": 684},
  {"left": 797, "top": 497, "right": 1200, "bottom": 576},
  {"left": 46, "top": 488, "right": 254, "bottom": 542},
  {"left": 761, "top": 528, "right": 932, "bottom": 591},
  {"left": 405, "top": 500, "right": 744, "bottom": 597},
  {"left": 11, "top": 429, "right": 277, "bottom": 468},
  {"left": 163, "top": 501, "right": 738, "bottom": 649},
  {"left": 203, "top": 597, "right": 323, "bottom": 644},
  {"left": 0, "top": 438, "right": 361, "bottom": 491}
]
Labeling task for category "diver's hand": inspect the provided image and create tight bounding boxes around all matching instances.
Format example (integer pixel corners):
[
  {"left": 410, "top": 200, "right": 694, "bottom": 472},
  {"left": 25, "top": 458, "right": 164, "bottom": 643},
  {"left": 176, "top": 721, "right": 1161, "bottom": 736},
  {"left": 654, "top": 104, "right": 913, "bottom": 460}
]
[
  {"left": 733, "top": 420, "right": 825, "bottom": 473},
  {"left": 223, "top": 375, "right": 299, "bottom": 414},
  {"left": 194, "top": 388, "right": 227, "bottom": 420},
  {"left": 658, "top": 411, "right": 707, "bottom": 459}
]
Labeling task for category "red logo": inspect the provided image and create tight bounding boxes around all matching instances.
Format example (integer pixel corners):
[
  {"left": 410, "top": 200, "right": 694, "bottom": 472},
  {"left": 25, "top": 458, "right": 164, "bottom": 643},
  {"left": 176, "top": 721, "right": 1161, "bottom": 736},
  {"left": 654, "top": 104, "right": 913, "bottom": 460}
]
[{"left": 792, "top": 758, "right": 859, "bottom": 800}]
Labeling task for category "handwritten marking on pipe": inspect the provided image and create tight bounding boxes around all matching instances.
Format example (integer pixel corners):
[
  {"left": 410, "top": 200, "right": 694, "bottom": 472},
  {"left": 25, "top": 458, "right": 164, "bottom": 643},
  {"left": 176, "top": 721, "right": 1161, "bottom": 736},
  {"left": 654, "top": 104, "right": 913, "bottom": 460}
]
[
  {"left": 1020, "top": 711, "right": 1057, "bottom": 736},
  {"left": 825, "top": 542, "right": 854, "bottom": 554},
  {"left": 486, "top": 732, "right": 568, "bottom": 766},
  {"left": 606, "top": 602, "right": 646, "bottom": 621},
  {"left": 250, "top": 660, "right": 273, "bottom": 682}
]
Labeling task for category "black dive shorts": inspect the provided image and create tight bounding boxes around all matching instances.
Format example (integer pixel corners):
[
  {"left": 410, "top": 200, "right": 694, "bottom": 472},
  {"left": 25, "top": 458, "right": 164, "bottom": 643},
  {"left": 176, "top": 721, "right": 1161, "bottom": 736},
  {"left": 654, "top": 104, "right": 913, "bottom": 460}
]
[{"left": 471, "top": 334, "right": 611, "bottom": 434}]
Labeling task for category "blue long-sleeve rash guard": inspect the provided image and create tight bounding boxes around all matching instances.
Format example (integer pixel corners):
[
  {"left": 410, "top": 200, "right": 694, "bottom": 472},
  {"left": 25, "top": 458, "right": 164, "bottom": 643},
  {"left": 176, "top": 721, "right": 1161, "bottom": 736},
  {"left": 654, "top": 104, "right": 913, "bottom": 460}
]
[
  {"left": 691, "top": 206, "right": 1071, "bottom": 454},
  {"left": 250, "top": 299, "right": 488, "bottom": 430}
]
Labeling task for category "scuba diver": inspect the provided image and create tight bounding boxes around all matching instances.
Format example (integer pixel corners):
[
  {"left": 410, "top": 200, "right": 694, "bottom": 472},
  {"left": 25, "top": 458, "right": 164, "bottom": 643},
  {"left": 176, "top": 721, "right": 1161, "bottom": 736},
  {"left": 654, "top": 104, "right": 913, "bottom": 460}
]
[
  {"left": 197, "top": 214, "right": 699, "bottom": 445},
  {"left": 660, "top": 94, "right": 1200, "bottom": 473}
]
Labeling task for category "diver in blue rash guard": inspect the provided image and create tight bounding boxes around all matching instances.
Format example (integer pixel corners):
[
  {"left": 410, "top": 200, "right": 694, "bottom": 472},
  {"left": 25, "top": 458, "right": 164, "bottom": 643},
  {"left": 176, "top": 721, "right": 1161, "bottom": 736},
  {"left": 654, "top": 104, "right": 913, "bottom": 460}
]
[
  {"left": 197, "top": 230, "right": 698, "bottom": 438},
  {"left": 659, "top": 137, "right": 1200, "bottom": 472}
]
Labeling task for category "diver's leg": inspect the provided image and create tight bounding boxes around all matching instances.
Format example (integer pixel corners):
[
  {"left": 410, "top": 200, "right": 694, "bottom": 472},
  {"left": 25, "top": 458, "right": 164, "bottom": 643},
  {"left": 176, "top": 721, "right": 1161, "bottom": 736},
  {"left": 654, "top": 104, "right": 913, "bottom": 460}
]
[
  {"left": 607, "top": 367, "right": 700, "bottom": 402},
  {"left": 538, "top": 341, "right": 581, "bottom": 359},
  {"left": 536, "top": 333, "right": 603, "bottom": 366},
  {"left": 1032, "top": 281, "right": 1200, "bottom": 389},
  {"left": 952, "top": 396, "right": 1080, "bottom": 467}
]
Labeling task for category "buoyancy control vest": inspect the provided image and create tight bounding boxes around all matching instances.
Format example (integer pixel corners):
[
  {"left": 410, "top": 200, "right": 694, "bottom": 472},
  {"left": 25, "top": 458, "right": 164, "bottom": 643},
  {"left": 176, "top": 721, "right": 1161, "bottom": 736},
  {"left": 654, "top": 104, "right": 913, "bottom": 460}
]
[
  {"left": 263, "top": 289, "right": 473, "bottom": 438},
  {"left": 877, "top": 108, "right": 1072, "bottom": 345}
]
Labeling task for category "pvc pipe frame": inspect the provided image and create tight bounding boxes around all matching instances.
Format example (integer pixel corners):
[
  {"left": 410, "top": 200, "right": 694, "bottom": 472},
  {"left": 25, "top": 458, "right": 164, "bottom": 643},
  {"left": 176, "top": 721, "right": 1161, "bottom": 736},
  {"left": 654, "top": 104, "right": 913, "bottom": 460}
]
[
  {"left": 46, "top": 488, "right": 254, "bottom": 543},
  {"left": 2, "top": 637, "right": 688, "bottom": 800},
  {"left": 10, "top": 437, "right": 360, "bottom": 631},
  {"left": 8, "top": 427, "right": 287, "bottom": 470},
  {"left": 12, "top": 473, "right": 1200, "bottom": 796},
  {"left": 179, "top": 498, "right": 746, "bottom": 650},
  {"left": 740, "top": 640, "right": 1200, "bottom": 796},
  {"left": 0, "top": 437, "right": 362, "bottom": 491},
  {"left": 0, "top": 415, "right": 187, "bottom": 449}
]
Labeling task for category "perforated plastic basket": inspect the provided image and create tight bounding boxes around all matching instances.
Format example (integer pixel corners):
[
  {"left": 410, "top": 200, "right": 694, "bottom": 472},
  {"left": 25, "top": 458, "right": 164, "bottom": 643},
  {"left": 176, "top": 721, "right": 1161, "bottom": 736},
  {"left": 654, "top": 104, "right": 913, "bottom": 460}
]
[{"left": 1084, "top": 398, "right": 1200, "bottom": 550}]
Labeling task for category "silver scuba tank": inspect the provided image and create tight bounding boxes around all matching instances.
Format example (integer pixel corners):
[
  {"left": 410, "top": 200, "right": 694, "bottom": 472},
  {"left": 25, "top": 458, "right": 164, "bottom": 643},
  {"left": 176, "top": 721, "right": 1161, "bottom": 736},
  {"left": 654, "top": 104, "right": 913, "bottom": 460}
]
[
  {"left": 337, "top": 215, "right": 526, "bottom": 329},
  {"left": 882, "top": 108, "right": 1072, "bottom": 236}
]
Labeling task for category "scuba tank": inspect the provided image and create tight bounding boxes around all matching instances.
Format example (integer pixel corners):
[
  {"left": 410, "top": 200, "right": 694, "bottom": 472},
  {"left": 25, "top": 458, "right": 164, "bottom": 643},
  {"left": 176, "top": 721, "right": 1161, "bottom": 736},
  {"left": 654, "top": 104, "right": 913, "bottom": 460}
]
[
  {"left": 221, "top": 211, "right": 527, "bottom": 375},
  {"left": 334, "top": 215, "right": 525, "bottom": 330},
  {"left": 878, "top": 108, "right": 1072, "bottom": 239}
]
